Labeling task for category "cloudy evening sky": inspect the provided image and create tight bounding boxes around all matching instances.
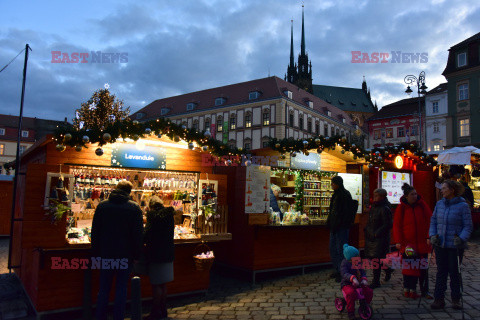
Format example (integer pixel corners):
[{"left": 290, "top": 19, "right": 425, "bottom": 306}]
[{"left": 0, "top": 0, "right": 479, "bottom": 121}]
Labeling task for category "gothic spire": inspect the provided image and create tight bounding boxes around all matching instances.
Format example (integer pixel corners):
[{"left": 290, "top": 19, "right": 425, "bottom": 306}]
[
  {"left": 301, "top": 5, "right": 306, "bottom": 56},
  {"left": 362, "top": 76, "right": 367, "bottom": 92},
  {"left": 290, "top": 20, "right": 294, "bottom": 68}
]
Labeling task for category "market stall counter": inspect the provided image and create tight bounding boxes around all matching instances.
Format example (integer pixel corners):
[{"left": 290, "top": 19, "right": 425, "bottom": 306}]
[{"left": 10, "top": 135, "right": 231, "bottom": 313}]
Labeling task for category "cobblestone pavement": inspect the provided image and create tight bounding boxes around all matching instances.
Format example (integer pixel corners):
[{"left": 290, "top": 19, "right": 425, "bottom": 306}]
[
  {"left": 2, "top": 237, "right": 480, "bottom": 319},
  {"left": 0, "top": 238, "right": 9, "bottom": 274}
]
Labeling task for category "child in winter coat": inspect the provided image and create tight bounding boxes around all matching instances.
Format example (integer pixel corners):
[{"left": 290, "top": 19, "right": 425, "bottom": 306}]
[{"left": 340, "top": 244, "right": 374, "bottom": 320}]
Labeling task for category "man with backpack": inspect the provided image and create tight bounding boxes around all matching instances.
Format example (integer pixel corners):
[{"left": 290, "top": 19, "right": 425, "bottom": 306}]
[{"left": 327, "top": 175, "right": 355, "bottom": 282}]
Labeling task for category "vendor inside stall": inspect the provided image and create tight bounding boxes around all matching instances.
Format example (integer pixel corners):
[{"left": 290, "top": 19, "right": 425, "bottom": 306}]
[{"left": 270, "top": 184, "right": 282, "bottom": 219}]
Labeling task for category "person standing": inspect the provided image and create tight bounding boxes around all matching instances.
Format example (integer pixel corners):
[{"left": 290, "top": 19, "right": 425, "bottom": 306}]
[
  {"left": 143, "top": 196, "right": 175, "bottom": 320},
  {"left": 270, "top": 184, "right": 283, "bottom": 220},
  {"left": 327, "top": 175, "right": 353, "bottom": 282},
  {"left": 91, "top": 181, "right": 144, "bottom": 320},
  {"left": 364, "top": 188, "right": 393, "bottom": 289},
  {"left": 393, "top": 183, "right": 433, "bottom": 299},
  {"left": 429, "top": 180, "right": 473, "bottom": 310}
]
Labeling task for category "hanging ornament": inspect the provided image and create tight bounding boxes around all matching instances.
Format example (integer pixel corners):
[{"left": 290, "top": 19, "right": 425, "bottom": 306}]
[
  {"left": 315, "top": 138, "right": 321, "bottom": 145},
  {"left": 238, "top": 147, "right": 243, "bottom": 152},
  {"left": 304, "top": 150, "right": 310, "bottom": 156},
  {"left": 133, "top": 134, "right": 140, "bottom": 141},
  {"left": 157, "top": 134, "right": 162, "bottom": 139},
  {"left": 368, "top": 163, "right": 373, "bottom": 168},
  {"left": 317, "top": 148, "right": 323, "bottom": 154},
  {"left": 280, "top": 154, "right": 286, "bottom": 160},
  {"left": 82, "top": 135, "right": 90, "bottom": 143},
  {"left": 202, "top": 146, "right": 208, "bottom": 152},
  {"left": 173, "top": 136, "right": 180, "bottom": 142},
  {"left": 325, "top": 136, "right": 330, "bottom": 140},
  {"left": 145, "top": 128, "right": 152, "bottom": 134},
  {"left": 204, "top": 130, "right": 211, "bottom": 138},
  {"left": 303, "top": 140, "right": 308, "bottom": 147},
  {"left": 351, "top": 143, "right": 356, "bottom": 148},
  {"left": 225, "top": 159, "right": 232, "bottom": 166},
  {"left": 375, "top": 151, "right": 380, "bottom": 155},
  {"left": 103, "top": 133, "right": 112, "bottom": 142},
  {"left": 353, "top": 155, "right": 357, "bottom": 160},
  {"left": 63, "top": 133, "right": 72, "bottom": 142},
  {"left": 291, "top": 152, "right": 297, "bottom": 157},
  {"left": 182, "top": 125, "right": 187, "bottom": 130},
  {"left": 133, "top": 120, "right": 139, "bottom": 125},
  {"left": 275, "top": 143, "right": 281, "bottom": 149},
  {"left": 95, "top": 148, "right": 104, "bottom": 156},
  {"left": 75, "top": 145, "right": 83, "bottom": 152},
  {"left": 341, "top": 150, "right": 346, "bottom": 154},
  {"left": 56, "top": 144, "right": 66, "bottom": 152},
  {"left": 188, "top": 142, "right": 194, "bottom": 150}
]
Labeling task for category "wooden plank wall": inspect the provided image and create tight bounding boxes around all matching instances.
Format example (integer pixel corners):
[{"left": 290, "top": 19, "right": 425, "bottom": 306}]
[{"left": 0, "top": 180, "right": 13, "bottom": 235}]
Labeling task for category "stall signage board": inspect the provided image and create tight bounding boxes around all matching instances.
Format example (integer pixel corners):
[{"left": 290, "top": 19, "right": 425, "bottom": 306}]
[
  {"left": 337, "top": 173, "right": 362, "bottom": 213},
  {"left": 222, "top": 121, "right": 229, "bottom": 144},
  {"left": 290, "top": 153, "right": 321, "bottom": 171},
  {"left": 245, "top": 165, "right": 270, "bottom": 213},
  {"left": 111, "top": 144, "right": 167, "bottom": 169},
  {"left": 381, "top": 171, "right": 411, "bottom": 204}
]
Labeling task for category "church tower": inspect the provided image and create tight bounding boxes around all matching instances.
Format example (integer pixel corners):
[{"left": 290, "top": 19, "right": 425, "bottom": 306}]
[{"left": 285, "top": 5, "right": 313, "bottom": 93}]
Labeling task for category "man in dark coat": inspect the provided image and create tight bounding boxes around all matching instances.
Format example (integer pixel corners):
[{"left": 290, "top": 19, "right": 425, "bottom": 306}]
[
  {"left": 91, "top": 181, "right": 144, "bottom": 320},
  {"left": 327, "top": 175, "right": 353, "bottom": 282},
  {"left": 364, "top": 188, "right": 393, "bottom": 288}
]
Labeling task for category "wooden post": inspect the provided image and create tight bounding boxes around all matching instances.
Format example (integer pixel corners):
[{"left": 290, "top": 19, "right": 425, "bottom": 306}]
[{"left": 131, "top": 276, "right": 142, "bottom": 320}]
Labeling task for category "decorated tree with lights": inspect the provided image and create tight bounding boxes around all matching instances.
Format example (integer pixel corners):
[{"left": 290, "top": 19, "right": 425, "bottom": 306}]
[{"left": 73, "top": 84, "right": 130, "bottom": 131}]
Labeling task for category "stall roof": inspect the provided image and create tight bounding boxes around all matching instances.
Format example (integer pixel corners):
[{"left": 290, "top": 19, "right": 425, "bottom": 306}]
[{"left": 437, "top": 146, "right": 480, "bottom": 165}]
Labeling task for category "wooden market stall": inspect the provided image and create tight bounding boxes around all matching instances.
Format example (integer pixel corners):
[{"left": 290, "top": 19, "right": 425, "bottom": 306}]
[{"left": 10, "top": 135, "right": 231, "bottom": 313}]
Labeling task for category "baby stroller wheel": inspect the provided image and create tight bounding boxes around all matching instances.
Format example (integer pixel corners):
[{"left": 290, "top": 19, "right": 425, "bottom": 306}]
[
  {"left": 358, "top": 303, "right": 373, "bottom": 319},
  {"left": 334, "top": 297, "right": 346, "bottom": 312}
]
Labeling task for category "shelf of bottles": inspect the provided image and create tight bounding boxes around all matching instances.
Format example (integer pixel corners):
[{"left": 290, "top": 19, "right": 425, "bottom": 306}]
[{"left": 303, "top": 173, "right": 333, "bottom": 220}]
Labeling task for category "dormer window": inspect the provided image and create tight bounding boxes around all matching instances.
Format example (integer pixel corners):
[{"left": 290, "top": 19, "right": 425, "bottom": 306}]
[
  {"left": 215, "top": 97, "right": 226, "bottom": 106},
  {"left": 136, "top": 112, "right": 145, "bottom": 120},
  {"left": 342, "top": 118, "right": 346, "bottom": 124},
  {"left": 186, "top": 103, "right": 197, "bottom": 111},
  {"left": 161, "top": 108, "right": 170, "bottom": 116},
  {"left": 457, "top": 52, "right": 467, "bottom": 67},
  {"left": 327, "top": 110, "right": 332, "bottom": 117},
  {"left": 284, "top": 90, "right": 293, "bottom": 99},
  {"left": 249, "top": 91, "right": 260, "bottom": 100}
]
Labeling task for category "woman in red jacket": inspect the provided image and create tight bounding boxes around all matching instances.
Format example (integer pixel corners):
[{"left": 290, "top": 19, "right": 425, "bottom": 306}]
[{"left": 393, "top": 183, "right": 433, "bottom": 299}]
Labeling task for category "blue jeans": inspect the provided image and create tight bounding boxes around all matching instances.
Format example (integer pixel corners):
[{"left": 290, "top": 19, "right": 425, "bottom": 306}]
[
  {"left": 95, "top": 264, "right": 132, "bottom": 320},
  {"left": 433, "top": 247, "right": 463, "bottom": 300},
  {"left": 329, "top": 228, "right": 350, "bottom": 273}
]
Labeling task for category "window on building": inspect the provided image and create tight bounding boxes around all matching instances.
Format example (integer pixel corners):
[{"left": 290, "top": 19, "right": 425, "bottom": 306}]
[
  {"left": 244, "top": 141, "right": 251, "bottom": 151},
  {"left": 299, "top": 115, "right": 303, "bottom": 130},
  {"left": 217, "top": 118, "right": 223, "bottom": 132},
  {"left": 327, "top": 111, "right": 332, "bottom": 117},
  {"left": 307, "top": 119, "right": 312, "bottom": 133},
  {"left": 324, "top": 126, "right": 328, "bottom": 137},
  {"left": 460, "top": 119, "right": 470, "bottom": 137},
  {"left": 245, "top": 113, "right": 252, "bottom": 128},
  {"left": 215, "top": 98, "right": 226, "bottom": 106},
  {"left": 433, "top": 144, "right": 441, "bottom": 152},
  {"left": 336, "top": 128, "right": 340, "bottom": 136},
  {"left": 457, "top": 52, "right": 467, "bottom": 67},
  {"left": 263, "top": 111, "right": 270, "bottom": 126},
  {"left": 230, "top": 115, "right": 236, "bottom": 130},
  {"left": 315, "top": 123, "right": 319, "bottom": 135},
  {"left": 458, "top": 84, "right": 469, "bottom": 100},
  {"left": 22, "top": 130, "right": 29, "bottom": 138},
  {"left": 19, "top": 145, "right": 27, "bottom": 155},
  {"left": 432, "top": 102, "right": 439, "bottom": 114},
  {"left": 262, "top": 141, "right": 269, "bottom": 148},
  {"left": 289, "top": 113, "right": 294, "bottom": 127},
  {"left": 0, "top": 128, "right": 4, "bottom": 135},
  {"left": 186, "top": 103, "right": 196, "bottom": 111},
  {"left": 228, "top": 140, "right": 236, "bottom": 148},
  {"left": 0, "top": 143, "right": 4, "bottom": 155},
  {"left": 433, "top": 122, "right": 439, "bottom": 133},
  {"left": 374, "top": 129, "right": 381, "bottom": 140},
  {"left": 249, "top": 91, "right": 260, "bottom": 100},
  {"left": 308, "top": 101, "right": 313, "bottom": 109},
  {"left": 205, "top": 118, "right": 211, "bottom": 130},
  {"left": 397, "top": 127, "right": 405, "bottom": 137},
  {"left": 284, "top": 90, "right": 293, "bottom": 99},
  {"left": 330, "top": 127, "right": 334, "bottom": 137},
  {"left": 410, "top": 125, "right": 418, "bottom": 136},
  {"left": 161, "top": 108, "right": 169, "bottom": 115},
  {"left": 192, "top": 121, "right": 198, "bottom": 131},
  {"left": 386, "top": 128, "right": 393, "bottom": 138}
]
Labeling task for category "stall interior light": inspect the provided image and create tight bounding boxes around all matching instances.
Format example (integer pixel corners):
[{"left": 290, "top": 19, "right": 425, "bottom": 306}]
[{"left": 69, "top": 165, "right": 198, "bottom": 176}]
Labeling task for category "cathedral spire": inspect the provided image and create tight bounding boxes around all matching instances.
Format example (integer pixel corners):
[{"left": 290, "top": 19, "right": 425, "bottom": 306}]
[
  {"left": 362, "top": 76, "right": 367, "bottom": 92},
  {"left": 301, "top": 4, "right": 306, "bottom": 56},
  {"left": 290, "top": 20, "right": 294, "bottom": 68}
]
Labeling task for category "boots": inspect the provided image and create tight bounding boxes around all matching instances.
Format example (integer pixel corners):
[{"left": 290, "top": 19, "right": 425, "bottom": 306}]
[
  {"left": 452, "top": 298, "right": 462, "bottom": 310},
  {"left": 431, "top": 298, "right": 445, "bottom": 309},
  {"left": 384, "top": 268, "right": 392, "bottom": 282}
]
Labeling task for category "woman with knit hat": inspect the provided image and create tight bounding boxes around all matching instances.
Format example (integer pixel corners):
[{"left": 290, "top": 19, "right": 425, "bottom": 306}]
[{"left": 340, "top": 244, "right": 373, "bottom": 320}]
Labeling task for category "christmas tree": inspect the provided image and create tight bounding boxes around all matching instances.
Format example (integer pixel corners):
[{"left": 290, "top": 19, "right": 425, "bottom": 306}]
[{"left": 73, "top": 84, "right": 130, "bottom": 131}]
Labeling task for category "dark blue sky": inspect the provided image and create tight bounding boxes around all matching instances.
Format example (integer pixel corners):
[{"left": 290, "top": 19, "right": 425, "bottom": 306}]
[{"left": 1, "top": 0, "right": 479, "bottom": 121}]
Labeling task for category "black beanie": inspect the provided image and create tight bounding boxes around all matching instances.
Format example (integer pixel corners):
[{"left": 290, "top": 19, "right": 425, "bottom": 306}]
[{"left": 331, "top": 176, "right": 343, "bottom": 186}]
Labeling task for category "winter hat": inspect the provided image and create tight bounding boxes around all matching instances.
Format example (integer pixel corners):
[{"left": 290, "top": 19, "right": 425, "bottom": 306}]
[
  {"left": 343, "top": 244, "right": 359, "bottom": 261},
  {"left": 331, "top": 176, "right": 344, "bottom": 187}
]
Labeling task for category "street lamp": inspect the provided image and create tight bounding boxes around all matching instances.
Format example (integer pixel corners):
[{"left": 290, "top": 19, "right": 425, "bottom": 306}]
[{"left": 404, "top": 71, "right": 427, "bottom": 149}]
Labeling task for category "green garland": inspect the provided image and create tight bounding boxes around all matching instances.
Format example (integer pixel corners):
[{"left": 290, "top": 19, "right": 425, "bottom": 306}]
[{"left": 294, "top": 171, "right": 303, "bottom": 212}]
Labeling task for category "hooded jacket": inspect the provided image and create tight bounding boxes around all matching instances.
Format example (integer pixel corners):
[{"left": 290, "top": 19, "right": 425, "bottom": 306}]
[
  {"left": 393, "top": 195, "right": 432, "bottom": 254},
  {"left": 91, "top": 189, "right": 144, "bottom": 260},
  {"left": 364, "top": 197, "right": 393, "bottom": 258},
  {"left": 144, "top": 205, "right": 175, "bottom": 263},
  {"left": 327, "top": 185, "right": 353, "bottom": 231},
  {"left": 429, "top": 196, "right": 473, "bottom": 248}
]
